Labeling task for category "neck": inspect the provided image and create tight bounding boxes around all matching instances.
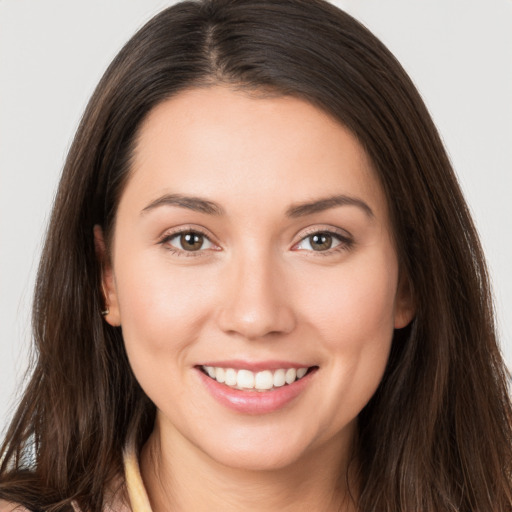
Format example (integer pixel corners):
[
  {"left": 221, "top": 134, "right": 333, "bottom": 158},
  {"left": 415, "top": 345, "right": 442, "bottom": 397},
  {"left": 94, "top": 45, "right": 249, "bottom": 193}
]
[{"left": 140, "top": 420, "right": 358, "bottom": 512}]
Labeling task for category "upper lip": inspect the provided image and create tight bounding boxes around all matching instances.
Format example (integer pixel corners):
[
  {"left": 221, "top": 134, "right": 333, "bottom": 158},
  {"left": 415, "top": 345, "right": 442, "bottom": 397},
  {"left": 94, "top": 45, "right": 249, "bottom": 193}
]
[{"left": 197, "top": 360, "right": 316, "bottom": 372}]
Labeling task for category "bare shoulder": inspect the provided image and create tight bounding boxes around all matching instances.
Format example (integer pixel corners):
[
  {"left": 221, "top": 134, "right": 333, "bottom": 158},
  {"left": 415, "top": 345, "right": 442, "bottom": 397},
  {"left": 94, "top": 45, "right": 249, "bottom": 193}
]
[{"left": 0, "top": 500, "right": 30, "bottom": 512}]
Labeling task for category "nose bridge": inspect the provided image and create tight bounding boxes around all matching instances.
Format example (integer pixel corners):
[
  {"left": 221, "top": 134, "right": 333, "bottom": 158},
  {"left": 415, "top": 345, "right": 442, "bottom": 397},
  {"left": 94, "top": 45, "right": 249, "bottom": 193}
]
[{"left": 217, "top": 244, "right": 296, "bottom": 340}]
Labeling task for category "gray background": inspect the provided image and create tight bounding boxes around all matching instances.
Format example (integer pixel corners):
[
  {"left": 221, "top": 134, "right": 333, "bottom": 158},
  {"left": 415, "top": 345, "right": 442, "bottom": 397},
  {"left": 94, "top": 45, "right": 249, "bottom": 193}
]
[{"left": 1, "top": 0, "right": 511, "bottom": 434}]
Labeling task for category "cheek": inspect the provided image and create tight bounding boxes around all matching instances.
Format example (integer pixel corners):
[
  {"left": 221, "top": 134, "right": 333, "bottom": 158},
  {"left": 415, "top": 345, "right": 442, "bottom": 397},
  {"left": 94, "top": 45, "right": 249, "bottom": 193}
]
[
  {"left": 303, "top": 254, "right": 397, "bottom": 339},
  {"left": 112, "top": 255, "right": 222, "bottom": 415},
  {"left": 113, "top": 254, "right": 216, "bottom": 363},
  {"left": 298, "top": 261, "right": 397, "bottom": 431},
  {"left": 299, "top": 252, "right": 398, "bottom": 391}
]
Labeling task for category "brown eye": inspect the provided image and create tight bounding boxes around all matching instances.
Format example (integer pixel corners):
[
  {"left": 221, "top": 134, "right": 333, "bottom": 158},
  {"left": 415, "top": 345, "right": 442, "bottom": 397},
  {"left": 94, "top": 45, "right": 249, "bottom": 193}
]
[
  {"left": 294, "top": 230, "right": 350, "bottom": 253},
  {"left": 163, "top": 230, "right": 215, "bottom": 254},
  {"left": 309, "top": 233, "right": 333, "bottom": 251},
  {"left": 179, "top": 232, "right": 204, "bottom": 251}
]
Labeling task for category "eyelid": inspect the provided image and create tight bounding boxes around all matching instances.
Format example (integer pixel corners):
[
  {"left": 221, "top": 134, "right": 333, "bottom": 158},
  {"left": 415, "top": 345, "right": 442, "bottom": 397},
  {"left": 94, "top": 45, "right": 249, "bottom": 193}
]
[
  {"left": 291, "top": 225, "right": 354, "bottom": 252},
  {"left": 156, "top": 224, "right": 353, "bottom": 255},
  {"left": 293, "top": 224, "right": 353, "bottom": 242},
  {"left": 157, "top": 225, "right": 221, "bottom": 255}
]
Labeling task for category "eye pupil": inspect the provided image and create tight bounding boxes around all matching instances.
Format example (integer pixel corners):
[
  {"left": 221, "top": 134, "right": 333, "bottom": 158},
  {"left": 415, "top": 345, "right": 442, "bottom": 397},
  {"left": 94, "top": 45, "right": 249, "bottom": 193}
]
[
  {"left": 180, "top": 232, "right": 203, "bottom": 251},
  {"left": 310, "top": 233, "right": 332, "bottom": 251}
]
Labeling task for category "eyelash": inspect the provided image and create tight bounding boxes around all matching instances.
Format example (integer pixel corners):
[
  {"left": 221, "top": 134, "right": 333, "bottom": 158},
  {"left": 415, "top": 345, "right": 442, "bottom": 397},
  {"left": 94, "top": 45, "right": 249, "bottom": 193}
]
[
  {"left": 292, "top": 227, "right": 354, "bottom": 256},
  {"left": 158, "top": 227, "right": 354, "bottom": 257},
  {"left": 158, "top": 227, "right": 217, "bottom": 257}
]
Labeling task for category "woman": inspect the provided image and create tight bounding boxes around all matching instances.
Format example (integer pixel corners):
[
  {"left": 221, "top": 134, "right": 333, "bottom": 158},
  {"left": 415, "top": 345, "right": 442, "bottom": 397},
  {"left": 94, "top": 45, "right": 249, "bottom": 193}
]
[{"left": 1, "top": 0, "right": 511, "bottom": 510}]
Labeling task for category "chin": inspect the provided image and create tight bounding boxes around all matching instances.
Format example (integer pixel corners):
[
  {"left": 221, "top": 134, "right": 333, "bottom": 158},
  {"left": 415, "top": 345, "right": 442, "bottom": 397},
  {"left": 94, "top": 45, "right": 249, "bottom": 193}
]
[
  {"left": 207, "top": 442, "right": 310, "bottom": 472},
  {"left": 194, "top": 421, "right": 349, "bottom": 473}
]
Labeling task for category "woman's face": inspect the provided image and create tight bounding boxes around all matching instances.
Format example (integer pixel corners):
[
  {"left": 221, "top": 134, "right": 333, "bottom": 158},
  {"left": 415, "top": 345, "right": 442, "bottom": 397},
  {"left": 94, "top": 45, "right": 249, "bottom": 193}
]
[{"left": 101, "top": 86, "right": 413, "bottom": 471}]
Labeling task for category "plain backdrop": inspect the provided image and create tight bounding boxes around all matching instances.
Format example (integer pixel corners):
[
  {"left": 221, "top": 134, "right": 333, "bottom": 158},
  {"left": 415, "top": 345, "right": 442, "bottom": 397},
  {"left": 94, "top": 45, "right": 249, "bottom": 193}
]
[{"left": 1, "top": 0, "right": 511, "bottom": 435}]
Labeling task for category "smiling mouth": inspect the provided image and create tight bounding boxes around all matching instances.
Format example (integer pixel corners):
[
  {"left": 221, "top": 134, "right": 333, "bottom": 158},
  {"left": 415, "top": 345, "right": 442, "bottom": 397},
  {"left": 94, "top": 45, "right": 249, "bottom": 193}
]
[{"left": 200, "top": 365, "right": 317, "bottom": 392}]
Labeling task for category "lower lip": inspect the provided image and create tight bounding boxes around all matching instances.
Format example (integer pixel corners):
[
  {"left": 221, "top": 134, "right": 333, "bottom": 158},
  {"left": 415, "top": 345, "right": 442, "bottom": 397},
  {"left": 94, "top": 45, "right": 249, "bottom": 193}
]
[{"left": 196, "top": 368, "right": 316, "bottom": 415}]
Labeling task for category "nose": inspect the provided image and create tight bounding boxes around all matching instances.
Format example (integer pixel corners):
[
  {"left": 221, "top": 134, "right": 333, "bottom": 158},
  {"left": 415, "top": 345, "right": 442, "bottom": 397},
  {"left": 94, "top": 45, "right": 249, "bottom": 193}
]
[{"left": 216, "top": 249, "right": 297, "bottom": 340}]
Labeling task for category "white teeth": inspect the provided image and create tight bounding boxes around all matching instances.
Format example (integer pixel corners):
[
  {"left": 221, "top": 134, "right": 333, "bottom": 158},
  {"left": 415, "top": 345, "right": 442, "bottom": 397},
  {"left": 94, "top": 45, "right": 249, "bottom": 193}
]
[
  {"left": 296, "top": 367, "right": 308, "bottom": 379},
  {"left": 203, "top": 365, "right": 311, "bottom": 390},
  {"left": 225, "top": 368, "right": 237, "bottom": 386},
  {"left": 273, "top": 369, "right": 286, "bottom": 387},
  {"left": 255, "top": 370, "right": 273, "bottom": 390},
  {"left": 237, "top": 369, "right": 255, "bottom": 389},
  {"left": 215, "top": 367, "right": 225, "bottom": 383},
  {"left": 285, "top": 368, "right": 297, "bottom": 384}
]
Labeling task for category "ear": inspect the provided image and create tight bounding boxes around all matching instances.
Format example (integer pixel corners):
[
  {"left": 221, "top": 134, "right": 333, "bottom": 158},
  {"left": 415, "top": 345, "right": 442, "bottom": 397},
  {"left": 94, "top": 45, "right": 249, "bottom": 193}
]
[
  {"left": 93, "top": 225, "right": 121, "bottom": 327},
  {"left": 394, "top": 272, "right": 416, "bottom": 329}
]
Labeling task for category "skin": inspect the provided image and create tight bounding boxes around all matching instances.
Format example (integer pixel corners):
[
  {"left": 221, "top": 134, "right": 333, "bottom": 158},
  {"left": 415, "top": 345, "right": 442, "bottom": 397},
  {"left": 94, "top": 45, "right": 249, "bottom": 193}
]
[{"left": 98, "top": 86, "right": 414, "bottom": 511}]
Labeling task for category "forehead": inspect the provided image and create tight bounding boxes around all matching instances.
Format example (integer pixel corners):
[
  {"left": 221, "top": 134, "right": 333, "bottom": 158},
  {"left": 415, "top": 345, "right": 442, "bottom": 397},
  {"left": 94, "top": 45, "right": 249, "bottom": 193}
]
[{"left": 122, "top": 86, "right": 387, "bottom": 220}]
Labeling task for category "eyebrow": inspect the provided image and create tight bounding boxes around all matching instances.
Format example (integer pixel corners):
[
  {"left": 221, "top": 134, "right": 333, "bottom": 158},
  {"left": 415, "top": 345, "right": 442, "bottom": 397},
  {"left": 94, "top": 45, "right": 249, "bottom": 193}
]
[
  {"left": 141, "top": 192, "right": 374, "bottom": 219},
  {"left": 286, "top": 194, "right": 374, "bottom": 218},
  {"left": 141, "top": 193, "right": 225, "bottom": 216}
]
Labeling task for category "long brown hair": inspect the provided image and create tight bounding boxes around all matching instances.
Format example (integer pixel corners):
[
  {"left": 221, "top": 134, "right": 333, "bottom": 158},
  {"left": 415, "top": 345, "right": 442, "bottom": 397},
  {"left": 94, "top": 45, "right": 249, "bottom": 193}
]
[{"left": 1, "top": 1, "right": 511, "bottom": 510}]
